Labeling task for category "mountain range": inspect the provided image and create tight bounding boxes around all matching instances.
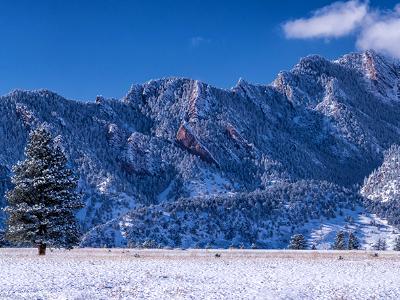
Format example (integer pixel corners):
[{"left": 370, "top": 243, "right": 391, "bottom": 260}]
[{"left": 1, "top": 50, "right": 400, "bottom": 249}]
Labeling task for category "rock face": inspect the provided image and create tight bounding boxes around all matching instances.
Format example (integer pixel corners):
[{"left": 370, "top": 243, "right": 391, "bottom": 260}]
[
  {"left": 1, "top": 50, "right": 400, "bottom": 246},
  {"left": 225, "top": 123, "right": 253, "bottom": 151},
  {"left": 176, "top": 122, "right": 218, "bottom": 165}
]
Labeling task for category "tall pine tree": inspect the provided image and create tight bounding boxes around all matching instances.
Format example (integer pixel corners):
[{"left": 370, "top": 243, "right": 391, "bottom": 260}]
[
  {"left": 288, "top": 234, "right": 307, "bottom": 250},
  {"left": 347, "top": 232, "right": 360, "bottom": 250},
  {"left": 394, "top": 236, "right": 400, "bottom": 251},
  {"left": 372, "top": 238, "right": 387, "bottom": 251},
  {"left": 333, "top": 230, "right": 346, "bottom": 250},
  {"left": 5, "top": 124, "right": 83, "bottom": 255}
]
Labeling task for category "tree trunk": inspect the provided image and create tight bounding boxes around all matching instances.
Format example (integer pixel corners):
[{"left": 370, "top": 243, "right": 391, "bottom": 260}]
[{"left": 38, "top": 243, "right": 46, "bottom": 255}]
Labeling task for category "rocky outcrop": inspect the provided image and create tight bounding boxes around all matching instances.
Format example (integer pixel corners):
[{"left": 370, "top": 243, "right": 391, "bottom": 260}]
[
  {"left": 124, "top": 132, "right": 154, "bottom": 175},
  {"left": 363, "top": 51, "right": 378, "bottom": 81},
  {"left": 106, "top": 123, "right": 124, "bottom": 147},
  {"left": 176, "top": 122, "right": 218, "bottom": 165},
  {"left": 15, "top": 103, "right": 38, "bottom": 128},
  {"left": 187, "top": 81, "right": 212, "bottom": 122},
  {"left": 225, "top": 123, "right": 252, "bottom": 151}
]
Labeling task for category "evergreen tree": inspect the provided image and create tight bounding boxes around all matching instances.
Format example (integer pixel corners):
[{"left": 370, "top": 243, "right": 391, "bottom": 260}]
[
  {"left": 5, "top": 125, "right": 83, "bottom": 255},
  {"left": 394, "top": 236, "right": 400, "bottom": 251},
  {"left": 347, "top": 232, "right": 360, "bottom": 250},
  {"left": 380, "top": 238, "right": 387, "bottom": 251},
  {"left": 333, "top": 230, "right": 346, "bottom": 250},
  {"left": 288, "top": 234, "right": 307, "bottom": 250},
  {"left": 372, "top": 238, "right": 387, "bottom": 251}
]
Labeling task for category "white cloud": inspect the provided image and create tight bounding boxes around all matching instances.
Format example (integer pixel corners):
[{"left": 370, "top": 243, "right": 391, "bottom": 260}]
[
  {"left": 356, "top": 13, "right": 400, "bottom": 58},
  {"left": 282, "top": 1, "right": 400, "bottom": 59},
  {"left": 283, "top": 1, "right": 367, "bottom": 39}
]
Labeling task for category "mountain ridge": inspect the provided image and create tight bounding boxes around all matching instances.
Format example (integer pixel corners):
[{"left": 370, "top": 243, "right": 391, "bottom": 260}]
[{"left": 1, "top": 50, "right": 400, "bottom": 248}]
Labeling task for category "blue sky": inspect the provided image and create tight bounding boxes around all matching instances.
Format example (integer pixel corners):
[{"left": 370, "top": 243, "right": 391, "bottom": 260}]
[{"left": 0, "top": 0, "right": 399, "bottom": 100}]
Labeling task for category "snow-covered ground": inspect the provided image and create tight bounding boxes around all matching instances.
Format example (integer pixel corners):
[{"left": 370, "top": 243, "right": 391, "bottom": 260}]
[{"left": 1, "top": 249, "right": 400, "bottom": 299}]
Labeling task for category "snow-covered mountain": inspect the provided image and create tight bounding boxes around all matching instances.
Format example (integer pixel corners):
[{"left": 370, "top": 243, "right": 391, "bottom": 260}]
[{"left": 1, "top": 50, "right": 400, "bottom": 248}]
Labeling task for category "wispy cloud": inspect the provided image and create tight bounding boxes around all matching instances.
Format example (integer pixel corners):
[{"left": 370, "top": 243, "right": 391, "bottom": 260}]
[
  {"left": 283, "top": 1, "right": 367, "bottom": 39},
  {"left": 190, "top": 36, "right": 211, "bottom": 48},
  {"left": 282, "top": 1, "right": 400, "bottom": 59},
  {"left": 356, "top": 8, "right": 400, "bottom": 58}
]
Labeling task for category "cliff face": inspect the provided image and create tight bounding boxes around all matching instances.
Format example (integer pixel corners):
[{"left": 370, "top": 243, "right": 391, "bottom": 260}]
[
  {"left": 176, "top": 121, "right": 218, "bottom": 165},
  {"left": 0, "top": 50, "right": 400, "bottom": 246}
]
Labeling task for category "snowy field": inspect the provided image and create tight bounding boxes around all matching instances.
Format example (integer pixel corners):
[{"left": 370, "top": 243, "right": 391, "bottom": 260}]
[{"left": 1, "top": 249, "right": 400, "bottom": 299}]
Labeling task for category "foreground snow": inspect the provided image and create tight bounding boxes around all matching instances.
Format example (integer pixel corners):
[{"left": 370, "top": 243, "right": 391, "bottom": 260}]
[{"left": 1, "top": 249, "right": 400, "bottom": 299}]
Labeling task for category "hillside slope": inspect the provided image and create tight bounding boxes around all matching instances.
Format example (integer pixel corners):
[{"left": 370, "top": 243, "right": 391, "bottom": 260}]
[
  {"left": 362, "top": 145, "right": 400, "bottom": 227},
  {"left": 81, "top": 181, "right": 362, "bottom": 248}
]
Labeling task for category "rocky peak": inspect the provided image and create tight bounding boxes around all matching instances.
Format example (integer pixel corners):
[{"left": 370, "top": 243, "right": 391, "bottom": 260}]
[
  {"left": 336, "top": 50, "right": 400, "bottom": 101},
  {"left": 232, "top": 78, "right": 267, "bottom": 102},
  {"left": 293, "top": 54, "right": 332, "bottom": 76}
]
